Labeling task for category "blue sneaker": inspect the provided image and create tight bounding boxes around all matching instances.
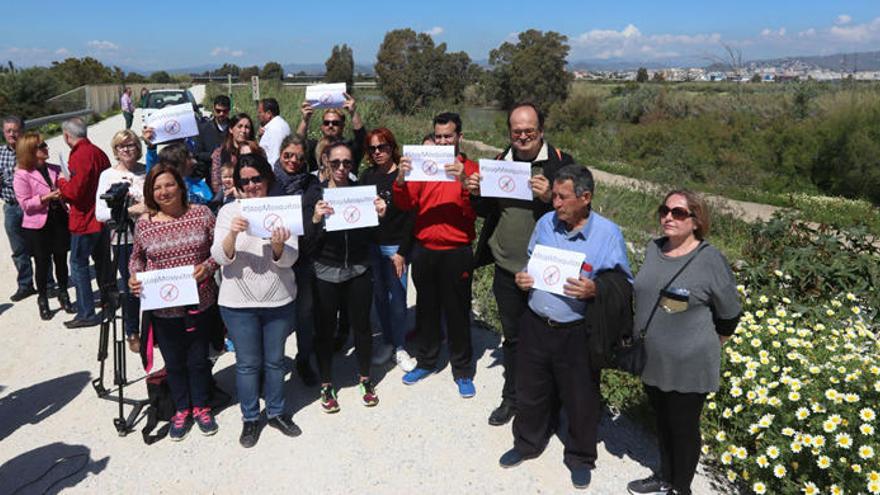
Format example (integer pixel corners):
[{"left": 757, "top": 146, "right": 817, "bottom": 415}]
[
  {"left": 225, "top": 338, "right": 235, "bottom": 353},
  {"left": 456, "top": 378, "right": 476, "bottom": 398},
  {"left": 402, "top": 367, "right": 434, "bottom": 385}
]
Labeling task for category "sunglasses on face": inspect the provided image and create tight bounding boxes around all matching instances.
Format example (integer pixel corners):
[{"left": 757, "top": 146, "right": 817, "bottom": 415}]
[
  {"left": 282, "top": 152, "right": 304, "bottom": 161},
  {"left": 658, "top": 205, "right": 695, "bottom": 221},
  {"left": 368, "top": 143, "right": 391, "bottom": 154},
  {"left": 37, "top": 142, "right": 48, "bottom": 150},
  {"left": 328, "top": 159, "right": 353, "bottom": 169},
  {"left": 239, "top": 176, "right": 264, "bottom": 186},
  {"left": 511, "top": 128, "right": 538, "bottom": 138},
  {"left": 323, "top": 120, "right": 343, "bottom": 127}
]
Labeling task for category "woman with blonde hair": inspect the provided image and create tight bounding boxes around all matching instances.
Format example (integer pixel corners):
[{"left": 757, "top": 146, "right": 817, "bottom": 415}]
[{"left": 13, "top": 133, "right": 74, "bottom": 319}]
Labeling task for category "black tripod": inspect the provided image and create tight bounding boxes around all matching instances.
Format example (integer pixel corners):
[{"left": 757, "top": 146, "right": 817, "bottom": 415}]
[{"left": 91, "top": 192, "right": 145, "bottom": 436}]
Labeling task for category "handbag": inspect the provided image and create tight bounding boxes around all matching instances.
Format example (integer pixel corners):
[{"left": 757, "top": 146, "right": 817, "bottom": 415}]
[{"left": 613, "top": 243, "right": 707, "bottom": 375}]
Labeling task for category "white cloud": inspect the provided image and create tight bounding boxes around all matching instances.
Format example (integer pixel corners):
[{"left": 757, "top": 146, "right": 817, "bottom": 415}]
[
  {"left": 55, "top": 48, "right": 68, "bottom": 55},
  {"left": 86, "top": 40, "right": 119, "bottom": 51},
  {"left": 572, "top": 24, "right": 720, "bottom": 60},
  {"left": 760, "top": 27, "right": 786, "bottom": 38},
  {"left": 423, "top": 26, "right": 444, "bottom": 36},
  {"left": 798, "top": 28, "right": 817, "bottom": 38},
  {"left": 210, "top": 47, "right": 244, "bottom": 57},
  {"left": 835, "top": 14, "right": 852, "bottom": 26},
  {"left": 829, "top": 17, "right": 880, "bottom": 42}
]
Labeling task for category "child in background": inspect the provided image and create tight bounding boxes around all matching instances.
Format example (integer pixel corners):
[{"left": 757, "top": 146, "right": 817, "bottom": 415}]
[{"left": 219, "top": 162, "right": 237, "bottom": 205}]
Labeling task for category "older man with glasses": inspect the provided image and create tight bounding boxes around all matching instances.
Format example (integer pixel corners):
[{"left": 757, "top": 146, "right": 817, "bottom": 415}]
[
  {"left": 295, "top": 93, "right": 365, "bottom": 173},
  {"left": 466, "top": 102, "right": 575, "bottom": 427},
  {"left": 1, "top": 115, "right": 38, "bottom": 301}
]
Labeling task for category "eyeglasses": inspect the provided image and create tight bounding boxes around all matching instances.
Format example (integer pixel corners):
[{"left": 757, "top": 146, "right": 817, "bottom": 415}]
[
  {"left": 368, "top": 143, "right": 391, "bottom": 154},
  {"left": 37, "top": 142, "right": 48, "bottom": 150},
  {"left": 511, "top": 128, "right": 538, "bottom": 138},
  {"left": 281, "top": 152, "right": 304, "bottom": 161},
  {"left": 657, "top": 205, "right": 694, "bottom": 221},
  {"left": 239, "top": 176, "right": 264, "bottom": 186},
  {"left": 323, "top": 120, "right": 343, "bottom": 127},
  {"left": 116, "top": 143, "right": 137, "bottom": 151},
  {"left": 328, "top": 159, "right": 353, "bottom": 169}
]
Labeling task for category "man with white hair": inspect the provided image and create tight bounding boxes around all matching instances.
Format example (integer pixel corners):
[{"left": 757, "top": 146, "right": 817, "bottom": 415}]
[
  {"left": 0, "top": 115, "right": 36, "bottom": 301},
  {"left": 56, "top": 117, "right": 112, "bottom": 328}
]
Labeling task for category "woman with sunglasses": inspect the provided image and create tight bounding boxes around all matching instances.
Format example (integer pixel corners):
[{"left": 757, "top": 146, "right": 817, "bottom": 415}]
[
  {"left": 13, "top": 133, "right": 74, "bottom": 319},
  {"left": 95, "top": 130, "right": 147, "bottom": 351},
  {"left": 359, "top": 128, "right": 417, "bottom": 372},
  {"left": 627, "top": 190, "right": 741, "bottom": 495},
  {"left": 210, "top": 113, "right": 256, "bottom": 194},
  {"left": 311, "top": 141, "right": 386, "bottom": 413},
  {"left": 212, "top": 154, "right": 302, "bottom": 448}
]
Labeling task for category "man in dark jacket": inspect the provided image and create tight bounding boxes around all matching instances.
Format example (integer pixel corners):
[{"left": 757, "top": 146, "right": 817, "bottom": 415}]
[
  {"left": 192, "top": 95, "right": 230, "bottom": 179},
  {"left": 466, "top": 102, "right": 575, "bottom": 426}
]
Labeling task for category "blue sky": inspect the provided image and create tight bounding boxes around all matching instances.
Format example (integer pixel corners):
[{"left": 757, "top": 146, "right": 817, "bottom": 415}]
[{"left": 2, "top": 0, "right": 879, "bottom": 70}]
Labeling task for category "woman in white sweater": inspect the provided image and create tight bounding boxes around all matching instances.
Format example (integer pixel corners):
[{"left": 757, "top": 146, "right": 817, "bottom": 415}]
[{"left": 211, "top": 154, "right": 300, "bottom": 448}]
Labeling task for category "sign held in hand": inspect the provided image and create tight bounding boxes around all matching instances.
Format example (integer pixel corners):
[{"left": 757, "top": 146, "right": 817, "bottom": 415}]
[
  {"left": 478, "top": 159, "right": 532, "bottom": 200},
  {"left": 526, "top": 244, "right": 586, "bottom": 297},
  {"left": 144, "top": 103, "right": 199, "bottom": 144},
  {"left": 240, "top": 196, "right": 304, "bottom": 238},
  {"left": 305, "top": 83, "right": 347, "bottom": 109},
  {"left": 136, "top": 265, "right": 200, "bottom": 311},
  {"left": 323, "top": 185, "right": 379, "bottom": 232},
  {"left": 402, "top": 145, "right": 456, "bottom": 182}
]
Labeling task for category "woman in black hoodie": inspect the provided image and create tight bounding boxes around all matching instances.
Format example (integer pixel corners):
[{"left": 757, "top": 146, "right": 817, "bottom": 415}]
[{"left": 311, "top": 141, "right": 386, "bottom": 413}]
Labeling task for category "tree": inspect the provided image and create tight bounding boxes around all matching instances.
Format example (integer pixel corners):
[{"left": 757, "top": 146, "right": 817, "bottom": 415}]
[
  {"left": 487, "top": 30, "right": 572, "bottom": 111},
  {"left": 125, "top": 72, "right": 147, "bottom": 83},
  {"left": 148, "top": 71, "right": 173, "bottom": 83},
  {"left": 636, "top": 67, "right": 649, "bottom": 83},
  {"left": 261, "top": 61, "right": 284, "bottom": 80},
  {"left": 651, "top": 71, "right": 665, "bottom": 82},
  {"left": 750, "top": 73, "right": 762, "bottom": 83},
  {"left": 325, "top": 44, "right": 354, "bottom": 92},
  {"left": 0, "top": 67, "right": 62, "bottom": 119},
  {"left": 215, "top": 63, "right": 241, "bottom": 77},
  {"left": 375, "top": 28, "right": 475, "bottom": 113},
  {"left": 240, "top": 66, "right": 260, "bottom": 79},
  {"left": 49, "top": 57, "right": 115, "bottom": 89}
]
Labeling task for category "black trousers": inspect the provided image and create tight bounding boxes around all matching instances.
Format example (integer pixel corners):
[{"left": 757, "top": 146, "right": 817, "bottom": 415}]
[
  {"left": 411, "top": 244, "right": 474, "bottom": 379},
  {"left": 315, "top": 270, "right": 373, "bottom": 382},
  {"left": 644, "top": 384, "right": 706, "bottom": 494},
  {"left": 512, "top": 310, "right": 601, "bottom": 470},
  {"left": 23, "top": 208, "right": 69, "bottom": 298},
  {"left": 493, "top": 265, "right": 528, "bottom": 405},
  {"left": 152, "top": 312, "right": 213, "bottom": 412}
]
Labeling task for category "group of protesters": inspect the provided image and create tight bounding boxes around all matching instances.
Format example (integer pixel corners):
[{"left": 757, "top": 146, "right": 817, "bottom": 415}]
[{"left": 0, "top": 91, "right": 741, "bottom": 493}]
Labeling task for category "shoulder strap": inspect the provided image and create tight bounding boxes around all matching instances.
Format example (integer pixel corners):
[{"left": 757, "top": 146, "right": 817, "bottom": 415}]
[
  {"left": 555, "top": 147, "right": 562, "bottom": 161},
  {"left": 640, "top": 243, "right": 707, "bottom": 337}
]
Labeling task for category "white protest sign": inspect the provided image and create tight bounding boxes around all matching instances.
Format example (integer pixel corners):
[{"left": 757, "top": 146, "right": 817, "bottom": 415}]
[
  {"left": 323, "top": 185, "right": 379, "bottom": 232},
  {"left": 305, "top": 83, "right": 347, "bottom": 109},
  {"left": 144, "top": 103, "right": 199, "bottom": 144},
  {"left": 402, "top": 145, "right": 456, "bottom": 182},
  {"left": 58, "top": 153, "right": 70, "bottom": 180},
  {"left": 527, "top": 244, "right": 586, "bottom": 298},
  {"left": 240, "top": 196, "right": 304, "bottom": 238},
  {"left": 479, "top": 159, "right": 532, "bottom": 200},
  {"left": 136, "top": 265, "right": 200, "bottom": 311}
]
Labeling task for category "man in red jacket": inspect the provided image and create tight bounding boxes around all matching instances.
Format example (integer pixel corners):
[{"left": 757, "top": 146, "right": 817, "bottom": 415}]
[
  {"left": 57, "top": 117, "right": 112, "bottom": 328},
  {"left": 392, "top": 112, "right": 478, "bottom": 398}
]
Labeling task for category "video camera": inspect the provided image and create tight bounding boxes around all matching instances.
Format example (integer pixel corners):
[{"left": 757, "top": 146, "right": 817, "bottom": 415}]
[{"left": 100, "top": 182, "right": 132, "bottom": 233}]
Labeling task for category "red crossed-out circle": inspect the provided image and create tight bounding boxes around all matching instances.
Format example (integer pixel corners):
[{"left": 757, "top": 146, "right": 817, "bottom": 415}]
[
  {"left": 422, "top": 159, "right": 438, "bottom": 176},
  {"left": 263, "top": 213, "right": 283, "bottom": 232},
  {"left": 160, "top": 283, "right": 179, "bottom": 302},
  {"left": 343, "top": 205, "right": 361, "bottom": 224},
  {"left": 164, "top": 119, "right": 181, "bottom": 135},
  {"left": 543, "top": 265, "right": 561, "bottom": 286},
  {"left": 319, "top": 93, "right": 333, "bottom": 105},
  {"left": 498, "top": 175, "right": 516, "bottom": 192}
]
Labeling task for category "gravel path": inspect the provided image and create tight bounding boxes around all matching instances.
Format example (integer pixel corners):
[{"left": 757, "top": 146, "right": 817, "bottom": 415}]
[{"left": 0, "top": 92, "right": 723, "bottom": 494}]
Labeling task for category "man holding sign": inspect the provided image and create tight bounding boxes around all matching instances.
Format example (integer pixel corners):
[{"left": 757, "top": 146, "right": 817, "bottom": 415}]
[
  {"left": 392, "top": 112, "right": 479, "bottom": 399},
  {"left": 296, "top": 91, "right": 365, "bottom": 173},
  {"left": 466, "top": 102, "right": 575, "bottom": 427},
  {"left": 497, "top": 165, "right": 631, "bottom": 489}
]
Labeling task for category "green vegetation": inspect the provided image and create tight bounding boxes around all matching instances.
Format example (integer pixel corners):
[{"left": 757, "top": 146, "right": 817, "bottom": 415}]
[
  {"left": 486, "top": 29, "right": 572, "bottom": 111},
  {"left": 324, "top": 44, "right": 354, "bottom": 92}
]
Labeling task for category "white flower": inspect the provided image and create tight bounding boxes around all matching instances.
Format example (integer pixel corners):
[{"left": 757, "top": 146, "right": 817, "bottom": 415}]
[
  {"left": 817, "top": 455, "right": 831, "bottom": 469},
  {"left": 716, "top": 431, "right": 727, "bottom": 442},
  {"left": 755, "top": 455, "right": 769, "bottom": 468},
  {"left": 861, "top": 424, "right": 875, "bottom": 436},
  {"left": 796, "top": 407, "right": 810, "bottom": 420},
  {"left": 861, "top": 408, "right": 876, "bottom": 422},
  {"left": 766, "top": 445, "right": 780, "bottom": 459},
  {"left": 720, "top": 451, "right": 733, "bottom": 465},
  {"left": 860, "top": 445, "right": 875, "bottom": 459},
  {"left": 802, "top": 481, "right": 819, "bottom": 494},
  {"left": 753, "top": 482, "right": 767, "bottom": 494},
  {"left": 837, "top": 433, "right": 854, "bottom": 449},
  {"left": 773, "top": 464, "right": 786, "bottom": 478}
]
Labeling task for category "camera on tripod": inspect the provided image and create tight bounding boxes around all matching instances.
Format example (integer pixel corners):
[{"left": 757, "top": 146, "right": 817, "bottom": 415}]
[{"left": 100, "top": 181, "right": 132, "bottom": 232}]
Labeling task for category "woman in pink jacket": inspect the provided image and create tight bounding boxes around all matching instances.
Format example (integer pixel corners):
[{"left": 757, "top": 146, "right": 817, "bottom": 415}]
[{"left": 14, "top": 132, "right": 74, "bottom": 320}]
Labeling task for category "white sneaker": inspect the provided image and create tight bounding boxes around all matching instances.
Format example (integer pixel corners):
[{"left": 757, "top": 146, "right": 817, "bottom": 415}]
[
  {"left": 372, "top": 343, "right": 394, "bottom": 365},
  {"left": 394, "top": 347, "right": 417, "bottom": 372}
]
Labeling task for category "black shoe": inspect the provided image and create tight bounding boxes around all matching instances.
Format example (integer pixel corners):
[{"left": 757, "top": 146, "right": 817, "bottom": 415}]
[
  {"left": 627, "top": 474, "right": 672, "bottom": 494},
  {"left": 489, "top": 401, "right": 516, "bottom": 426},
  {"left": 570, "top": 467, "right": 592, "bottom": 490},
  {"left": 64, "top": 315, "right": 103, "bottom": 328},
  {"left": 295, "top": 358, "right": 318, "bottom": 387},
  {"left": 499, "top": 448, "right": 526, "bottom": 468},
  {"left": 37, "top": 296, "right": 51, "bottom": 320},
  {"left": 10, "top": 286, "right": 36, "bottom": 302},
  {"left": 57, "top": 290, "right": 76, "bottom": 314},
  {"left": 268, "top": 415, "right": 302, "bottom": 437},
  {"left": 239, "top": 420, "right": 260, "bottom": 448}
]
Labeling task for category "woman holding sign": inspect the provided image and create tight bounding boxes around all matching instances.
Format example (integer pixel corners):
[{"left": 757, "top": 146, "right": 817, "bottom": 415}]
[
  {"left": 211, "top": 154, "right": 303, "bottom": 448},
  {"left": 311, "top": 141, "right": 387, "bottom": 413},
  {"left": 129, "top": 163, "right": 220, "bottom": 442}
]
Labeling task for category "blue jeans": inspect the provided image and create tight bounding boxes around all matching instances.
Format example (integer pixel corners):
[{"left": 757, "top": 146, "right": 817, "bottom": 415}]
[
  {"left": 221, "top": 301, "right": 295, "bottom": 421},
  {"left": 4, "top": 203, "right": 34, "bottom": 290},
  {"left": 370, "top": 244, "right": 408, "bottom": 348},
  {"left": 70, "top": 230, "right": 110, "bottom": 319},
  {"left": 293, "top": 261, "right": 315, "bottom": 361},
  {"left": 113, "top": 243, "right": 140, "bottom": 336}
]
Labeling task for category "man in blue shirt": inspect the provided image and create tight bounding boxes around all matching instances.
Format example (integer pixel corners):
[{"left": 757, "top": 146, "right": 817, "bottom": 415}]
[{"left": 498, "top": 164, "right": 632, "bottom": 490}]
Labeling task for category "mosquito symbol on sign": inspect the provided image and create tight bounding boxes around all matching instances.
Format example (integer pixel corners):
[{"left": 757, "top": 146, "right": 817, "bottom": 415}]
[
  {"left": 160, "top": 283, "right": 179, "bottom": 302},
  {"left": 343, "top": 205, "right": 361, "bottom": 224},
  {"left": 422, "top": 160, "right": 438, "bottom": 175},
  {"left": 319, "top": 93, "right": 333, "bottom": 105},
  {"left": 543, "top": 265, "right": 561, "bottom": 286},
  {"left": 498, "top": 175, "right": 515, "bottom": 192},
  {"left": 164, "top": 120, "right": 181, "bottom": 135},
  {"left": 263, "top": 213, "right": 283, "bottom": 232}
]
